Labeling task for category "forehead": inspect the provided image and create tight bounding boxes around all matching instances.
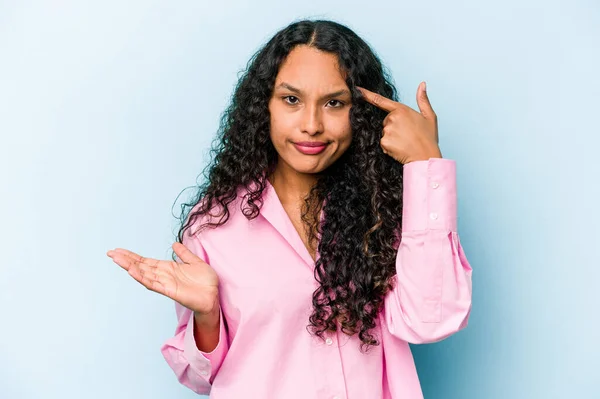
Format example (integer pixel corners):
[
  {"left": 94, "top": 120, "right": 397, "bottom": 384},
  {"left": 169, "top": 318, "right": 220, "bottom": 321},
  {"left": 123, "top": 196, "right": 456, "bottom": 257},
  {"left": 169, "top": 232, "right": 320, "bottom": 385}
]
[{"left": 275, "top": 45, "right": 347, "bottom": 89}]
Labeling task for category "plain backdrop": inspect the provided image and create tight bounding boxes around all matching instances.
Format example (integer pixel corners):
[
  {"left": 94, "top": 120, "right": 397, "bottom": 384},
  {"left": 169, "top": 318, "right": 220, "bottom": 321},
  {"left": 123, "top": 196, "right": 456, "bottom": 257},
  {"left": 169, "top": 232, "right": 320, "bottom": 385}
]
[{"left": 0, "top": 1, "right": 598, "bottom": 398}]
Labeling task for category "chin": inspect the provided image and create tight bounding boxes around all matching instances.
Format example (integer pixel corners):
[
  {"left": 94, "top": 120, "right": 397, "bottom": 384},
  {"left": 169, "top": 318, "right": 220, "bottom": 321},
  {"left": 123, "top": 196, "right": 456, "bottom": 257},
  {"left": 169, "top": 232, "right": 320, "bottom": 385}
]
[
  {"left": 287, "top": 157, "right": 329, "bottom": 174},
  {"left": 293, "top": 164, "right": 327, "bottom": 175}
]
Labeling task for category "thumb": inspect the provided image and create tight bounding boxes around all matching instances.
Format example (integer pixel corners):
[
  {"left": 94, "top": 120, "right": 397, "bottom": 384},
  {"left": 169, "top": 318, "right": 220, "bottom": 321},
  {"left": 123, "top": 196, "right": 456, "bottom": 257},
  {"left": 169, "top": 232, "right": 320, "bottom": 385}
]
[
  {"left": 173, "top": 242, "right": 201, "bottom": 264},
  {"left": 416, "top": 81, "right": 435, "bottom": 119}
]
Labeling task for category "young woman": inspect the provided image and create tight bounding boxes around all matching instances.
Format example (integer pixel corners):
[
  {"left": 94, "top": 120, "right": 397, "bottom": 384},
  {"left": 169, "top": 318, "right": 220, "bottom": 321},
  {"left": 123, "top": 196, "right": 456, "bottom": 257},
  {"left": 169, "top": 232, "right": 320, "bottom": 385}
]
[{"left": 107, "top": 19, "right": 473, "bottom": 399}]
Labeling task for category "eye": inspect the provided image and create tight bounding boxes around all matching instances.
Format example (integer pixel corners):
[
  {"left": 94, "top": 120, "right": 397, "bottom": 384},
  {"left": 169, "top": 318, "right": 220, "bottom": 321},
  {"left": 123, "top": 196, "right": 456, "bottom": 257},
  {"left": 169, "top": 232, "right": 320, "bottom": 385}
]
[
  {"left": 327, "top": 99, "right": 345, "bottom": 108},
  {"left": 283, "top": 96, "right": 299, "bottom": 105}
]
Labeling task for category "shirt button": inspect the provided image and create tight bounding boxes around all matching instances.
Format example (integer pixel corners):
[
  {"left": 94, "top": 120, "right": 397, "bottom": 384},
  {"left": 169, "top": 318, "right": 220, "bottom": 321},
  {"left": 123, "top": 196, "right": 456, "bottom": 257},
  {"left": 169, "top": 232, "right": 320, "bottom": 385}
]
[
  {"left": 429, "top": 212, "right": 438, "bottom": 220},
  {"left": 332, "top": 396, "right": 341, "bottom": 399},
  {"left": 432, "top": 182, "right": 439, "bottom": 189},
  {"left": 200, "top": 370, "right": 209, "bottom": 376},
  {"left": 325, "top": 338, "right": 333, "bottom": 345}
]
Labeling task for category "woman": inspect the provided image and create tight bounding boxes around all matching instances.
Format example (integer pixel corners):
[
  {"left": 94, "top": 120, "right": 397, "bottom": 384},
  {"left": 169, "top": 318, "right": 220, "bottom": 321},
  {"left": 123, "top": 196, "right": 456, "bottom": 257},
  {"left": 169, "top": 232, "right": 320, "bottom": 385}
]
[{"left": 107, "top": 19, "right": 473, "bottom": 399}]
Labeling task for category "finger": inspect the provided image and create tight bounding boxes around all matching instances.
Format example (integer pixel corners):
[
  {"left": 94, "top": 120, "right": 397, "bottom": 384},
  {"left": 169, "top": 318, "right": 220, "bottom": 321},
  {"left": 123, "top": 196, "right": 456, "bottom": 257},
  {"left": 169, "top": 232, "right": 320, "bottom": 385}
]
[
  {"left": 138, "top": 263, "right": 166, "bottom": 284},
  {"left": 128, "top": 260, "right": 170, "bottom": 292},
  {"left": 108, "top": 251, "right": 136, "bottom": 272},
  {"left": 173, "top": 242, "right": 202, "bottom": 264},
  {"left": 110, "top": 248, "right": 165, "bottom": 269},
  {"left": 137, "top": 259, "right": 159, "bottom": 276},
  {"left": 110, "top": 248, "right": 147, "bottom": 263},
  {"left": 416, "top": 81, "right": 435, "bottom": 120},
  {"left": 134, "top": 266, "right": 169, "bottom": 296},
  {"left": 108, "top": 250, "right": 170, "bottom": 296},
  {"left": 138, "top": 261, "right": 174, "bottom": 284},
  {"left": 356, "top": 86, "right": 402, "bottom": 113}
]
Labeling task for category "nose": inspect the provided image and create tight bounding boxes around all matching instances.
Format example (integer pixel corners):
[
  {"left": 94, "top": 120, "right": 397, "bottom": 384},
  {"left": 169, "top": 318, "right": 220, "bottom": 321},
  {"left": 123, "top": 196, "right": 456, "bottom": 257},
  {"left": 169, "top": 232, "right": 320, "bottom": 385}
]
[{"left": 300, "top": 104, "right": 324, "bottom": 136}]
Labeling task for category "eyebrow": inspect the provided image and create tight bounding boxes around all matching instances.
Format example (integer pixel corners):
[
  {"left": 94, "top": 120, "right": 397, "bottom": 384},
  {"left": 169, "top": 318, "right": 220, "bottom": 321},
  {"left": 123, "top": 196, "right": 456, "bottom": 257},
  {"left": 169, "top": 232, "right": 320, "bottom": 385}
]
[{"left": 275, "top": 82, "right": 351, "bottom": 99}]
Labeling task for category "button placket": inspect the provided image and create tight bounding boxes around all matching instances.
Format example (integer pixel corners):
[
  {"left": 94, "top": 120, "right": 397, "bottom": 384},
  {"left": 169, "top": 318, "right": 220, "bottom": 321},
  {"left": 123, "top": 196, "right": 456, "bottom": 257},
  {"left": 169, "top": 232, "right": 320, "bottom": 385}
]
[{"left": 311, "top": 329, "right": 345, "bottom": 399}]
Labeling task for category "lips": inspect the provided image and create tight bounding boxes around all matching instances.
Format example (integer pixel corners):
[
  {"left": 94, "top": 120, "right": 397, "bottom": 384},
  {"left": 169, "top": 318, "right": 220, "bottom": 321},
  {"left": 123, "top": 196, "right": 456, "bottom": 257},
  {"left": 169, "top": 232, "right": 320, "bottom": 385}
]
[
  {"left": 295, "top": 141, "right": 328, "bottom": 147},
  {"left": 293, "top": 142, "right": 329, "bottom": 155}
]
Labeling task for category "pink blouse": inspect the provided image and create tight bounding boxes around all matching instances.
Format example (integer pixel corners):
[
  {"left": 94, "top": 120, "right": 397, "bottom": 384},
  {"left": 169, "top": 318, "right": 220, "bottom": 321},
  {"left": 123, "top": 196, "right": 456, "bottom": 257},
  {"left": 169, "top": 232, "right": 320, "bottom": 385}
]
[{"left": 160, "top": 158, "right": 473, "bottom": 398}]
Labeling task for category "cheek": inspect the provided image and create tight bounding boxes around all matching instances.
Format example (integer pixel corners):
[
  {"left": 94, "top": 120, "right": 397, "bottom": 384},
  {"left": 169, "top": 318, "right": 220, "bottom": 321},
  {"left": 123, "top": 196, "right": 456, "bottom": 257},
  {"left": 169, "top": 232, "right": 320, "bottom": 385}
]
[
  {"left": 330, "top": 119, "right": 352, "bottom": 145},
  {"left": 269, "top": 118, "right": 288, "bottom": 145},
  {"left": 268, "top": 104, "right": 292, "bottom": 141},
  {"left": 338, "top": 133, "right": 353, "bottom": 153}
]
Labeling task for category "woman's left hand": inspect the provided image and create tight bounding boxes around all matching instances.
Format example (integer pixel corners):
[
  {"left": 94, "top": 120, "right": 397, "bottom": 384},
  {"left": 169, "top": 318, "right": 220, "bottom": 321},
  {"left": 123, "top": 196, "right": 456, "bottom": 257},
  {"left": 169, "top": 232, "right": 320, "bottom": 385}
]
[{"left": 357, "top": 82, "right": 442, "bottom": 164}]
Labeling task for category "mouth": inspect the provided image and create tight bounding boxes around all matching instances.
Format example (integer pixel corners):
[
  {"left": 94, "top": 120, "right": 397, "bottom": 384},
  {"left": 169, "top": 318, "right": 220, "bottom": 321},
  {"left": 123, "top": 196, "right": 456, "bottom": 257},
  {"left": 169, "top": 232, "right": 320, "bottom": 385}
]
[{"left": 293, "top": 142, "right": 329, "bottom": 155}]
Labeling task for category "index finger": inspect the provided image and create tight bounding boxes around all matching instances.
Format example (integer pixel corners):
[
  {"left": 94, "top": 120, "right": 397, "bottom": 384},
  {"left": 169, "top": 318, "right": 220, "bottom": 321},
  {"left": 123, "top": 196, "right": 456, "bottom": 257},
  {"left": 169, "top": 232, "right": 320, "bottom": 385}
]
[{"left": 357, "top": 86, "right": 402, "bottom": 112}]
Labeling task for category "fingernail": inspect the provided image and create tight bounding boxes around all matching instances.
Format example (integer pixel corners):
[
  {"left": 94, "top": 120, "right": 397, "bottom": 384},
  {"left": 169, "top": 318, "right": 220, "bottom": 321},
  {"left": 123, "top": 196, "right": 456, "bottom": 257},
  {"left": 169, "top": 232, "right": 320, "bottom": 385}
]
[{"left": 423, "top": 81, "right": 427, "bottom": 91}]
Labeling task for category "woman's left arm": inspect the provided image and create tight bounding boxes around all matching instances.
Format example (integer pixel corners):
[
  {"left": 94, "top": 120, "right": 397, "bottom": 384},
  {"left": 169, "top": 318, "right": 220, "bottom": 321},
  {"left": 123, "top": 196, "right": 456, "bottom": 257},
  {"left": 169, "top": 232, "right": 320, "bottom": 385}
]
[
  {"left": 357, "top": 83, "right": 473, "bottom": 344},
  {"left": 383, "top": 157, "right": 473, "bottom": 344}
]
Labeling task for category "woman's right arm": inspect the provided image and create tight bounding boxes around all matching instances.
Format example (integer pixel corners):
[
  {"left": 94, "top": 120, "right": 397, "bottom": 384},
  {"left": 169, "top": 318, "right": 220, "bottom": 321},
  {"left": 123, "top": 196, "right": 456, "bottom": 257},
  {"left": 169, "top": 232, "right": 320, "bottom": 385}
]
[
  {"left": 108, "top": 208, "right": 229, "bottom": 394},
  {"left": 159, "top": 231, "right": 229, "bottom": 395},
  {"left": 161, "top": 300, "right": 229, "bottom": 395},
  {"left": 193, "top": 306, "right": 221, "bottom": 353}
]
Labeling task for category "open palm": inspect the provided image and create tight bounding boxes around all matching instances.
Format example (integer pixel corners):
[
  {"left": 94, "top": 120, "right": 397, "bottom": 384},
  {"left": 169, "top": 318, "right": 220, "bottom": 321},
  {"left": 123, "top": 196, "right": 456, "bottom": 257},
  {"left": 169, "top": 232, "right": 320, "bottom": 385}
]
[{"left": 107, "top": 242, "right": 219, "bottom": 315}]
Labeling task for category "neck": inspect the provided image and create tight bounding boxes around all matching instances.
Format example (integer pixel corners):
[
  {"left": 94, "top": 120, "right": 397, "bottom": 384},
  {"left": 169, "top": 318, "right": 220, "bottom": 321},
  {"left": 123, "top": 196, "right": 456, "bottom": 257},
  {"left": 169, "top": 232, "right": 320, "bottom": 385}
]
[{"left": 267, "top": 162, "right": 318, "bottom": 207}]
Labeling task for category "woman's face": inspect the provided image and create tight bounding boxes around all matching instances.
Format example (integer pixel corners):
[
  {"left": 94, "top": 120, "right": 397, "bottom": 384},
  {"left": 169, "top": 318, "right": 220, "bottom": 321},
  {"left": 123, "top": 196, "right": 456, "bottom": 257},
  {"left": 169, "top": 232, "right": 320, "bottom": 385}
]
[{"left": 268, "top": 45, "right": 353, "bottom": 176}]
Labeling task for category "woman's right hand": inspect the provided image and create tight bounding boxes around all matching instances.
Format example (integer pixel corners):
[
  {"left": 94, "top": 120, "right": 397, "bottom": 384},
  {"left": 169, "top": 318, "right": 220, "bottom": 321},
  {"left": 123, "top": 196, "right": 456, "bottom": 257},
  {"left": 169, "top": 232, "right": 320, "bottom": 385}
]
[{"left": 107, "top": 242, "right": 220, "bottom": 315}]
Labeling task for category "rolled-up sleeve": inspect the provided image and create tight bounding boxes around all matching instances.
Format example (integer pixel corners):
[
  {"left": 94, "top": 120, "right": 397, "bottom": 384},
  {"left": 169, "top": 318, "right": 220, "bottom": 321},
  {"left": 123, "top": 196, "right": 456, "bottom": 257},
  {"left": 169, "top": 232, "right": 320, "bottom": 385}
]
[
  {"left": 383, "top": 158, "right": 473, "bottom": 344},
  {"left": 160, "top": 228, "right": 229, "bottom": 395}
]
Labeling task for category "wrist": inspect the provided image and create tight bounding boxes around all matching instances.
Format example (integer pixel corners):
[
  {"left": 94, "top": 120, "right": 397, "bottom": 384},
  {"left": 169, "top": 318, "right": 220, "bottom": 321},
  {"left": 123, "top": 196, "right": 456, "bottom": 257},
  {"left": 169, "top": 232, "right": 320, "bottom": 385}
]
[
  {"left": 194, "top": 309, "right": 220, "bottom": 329},
  {"left": 405, "top": 149, "right": 443, "bottom": 164},
  {"left": 193, "top": 300, "right": 220, "bottom": 327}
]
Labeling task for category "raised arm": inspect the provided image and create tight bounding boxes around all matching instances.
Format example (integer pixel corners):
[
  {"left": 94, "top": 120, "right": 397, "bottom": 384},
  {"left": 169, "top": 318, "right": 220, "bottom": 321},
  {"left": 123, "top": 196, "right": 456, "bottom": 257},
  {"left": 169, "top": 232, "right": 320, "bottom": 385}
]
[{"left": 383, "top": 158, "right": 473, "bottom": 344}]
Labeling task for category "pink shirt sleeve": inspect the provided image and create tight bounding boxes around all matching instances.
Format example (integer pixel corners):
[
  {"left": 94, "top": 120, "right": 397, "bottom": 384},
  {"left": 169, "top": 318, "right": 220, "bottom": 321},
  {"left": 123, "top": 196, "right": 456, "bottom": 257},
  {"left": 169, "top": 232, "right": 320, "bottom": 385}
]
[
  {"left": 160, "top": 228, "right": 229, "bottom": 395},
  {"left": 383, "top": 158, "right": 473, "bottom": 344}
]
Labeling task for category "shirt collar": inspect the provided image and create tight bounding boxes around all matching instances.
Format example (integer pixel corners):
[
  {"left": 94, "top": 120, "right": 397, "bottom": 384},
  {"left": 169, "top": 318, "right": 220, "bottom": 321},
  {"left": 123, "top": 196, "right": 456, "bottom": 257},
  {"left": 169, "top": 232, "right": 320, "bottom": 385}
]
[{"left": 256, "top": 177, "right": 320, "bottom": 268}]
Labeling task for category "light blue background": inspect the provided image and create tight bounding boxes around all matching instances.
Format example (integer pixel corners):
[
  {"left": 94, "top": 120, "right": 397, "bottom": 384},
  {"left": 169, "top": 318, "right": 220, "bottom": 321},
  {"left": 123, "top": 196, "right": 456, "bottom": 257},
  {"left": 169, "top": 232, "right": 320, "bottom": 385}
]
[{"left": 1, "top": 1, "right": 597, "bottom": 398}]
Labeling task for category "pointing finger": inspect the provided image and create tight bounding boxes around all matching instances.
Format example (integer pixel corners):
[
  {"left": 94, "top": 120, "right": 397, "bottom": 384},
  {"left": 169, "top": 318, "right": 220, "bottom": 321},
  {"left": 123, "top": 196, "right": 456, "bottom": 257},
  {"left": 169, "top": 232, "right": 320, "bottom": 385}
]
[{"left": 357, "top": 86, "right": 402, "bottom": 113}]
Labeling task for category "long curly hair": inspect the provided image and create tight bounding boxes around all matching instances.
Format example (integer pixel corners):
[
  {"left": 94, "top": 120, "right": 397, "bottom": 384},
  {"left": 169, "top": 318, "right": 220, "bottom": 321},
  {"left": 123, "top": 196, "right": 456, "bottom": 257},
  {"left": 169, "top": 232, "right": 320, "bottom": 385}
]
[{"left": 173, "top": 19, "right": 404, "bottom": 353}]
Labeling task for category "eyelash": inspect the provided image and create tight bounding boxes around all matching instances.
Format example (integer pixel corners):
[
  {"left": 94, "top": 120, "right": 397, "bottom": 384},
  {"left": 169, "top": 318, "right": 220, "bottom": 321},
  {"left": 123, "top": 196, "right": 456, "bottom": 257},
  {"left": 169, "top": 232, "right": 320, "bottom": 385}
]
[{"left": 282, "top": 96, "right": 345, "bottom": 108}]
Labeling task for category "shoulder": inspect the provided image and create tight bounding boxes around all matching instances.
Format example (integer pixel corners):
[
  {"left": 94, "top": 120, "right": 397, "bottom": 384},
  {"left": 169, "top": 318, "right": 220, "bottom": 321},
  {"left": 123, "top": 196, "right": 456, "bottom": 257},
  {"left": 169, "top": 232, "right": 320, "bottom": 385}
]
[{"left": 185, "top": 183, "right": 260, "bottom": 238}]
